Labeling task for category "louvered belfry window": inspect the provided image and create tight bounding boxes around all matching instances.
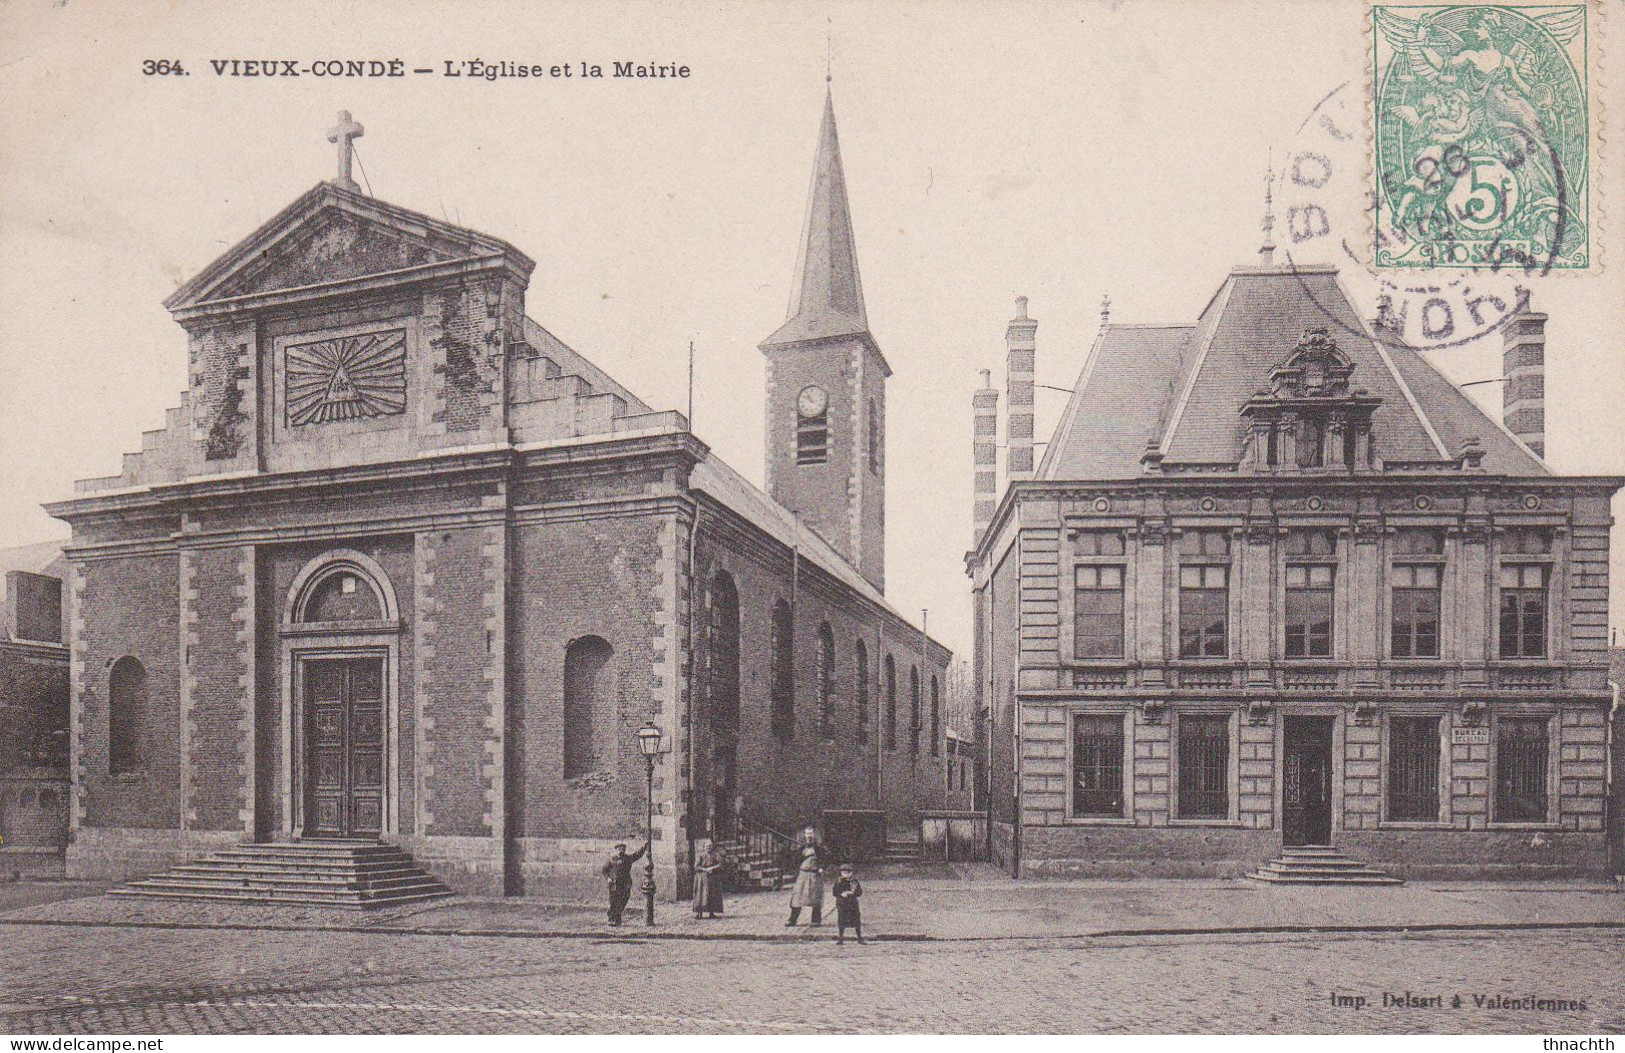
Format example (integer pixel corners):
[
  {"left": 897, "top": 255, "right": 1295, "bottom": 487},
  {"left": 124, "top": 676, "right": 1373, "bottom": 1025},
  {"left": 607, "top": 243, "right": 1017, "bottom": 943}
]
[{"left": 1072, "top": 714, "right": 1124, "bottom": 817}]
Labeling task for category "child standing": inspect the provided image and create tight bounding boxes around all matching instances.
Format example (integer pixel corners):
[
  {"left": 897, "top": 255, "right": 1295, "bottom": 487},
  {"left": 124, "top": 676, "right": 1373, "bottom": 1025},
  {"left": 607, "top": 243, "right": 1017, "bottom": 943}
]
[{"left": 833, "top": 863, "right": 864, "bottom": 945}]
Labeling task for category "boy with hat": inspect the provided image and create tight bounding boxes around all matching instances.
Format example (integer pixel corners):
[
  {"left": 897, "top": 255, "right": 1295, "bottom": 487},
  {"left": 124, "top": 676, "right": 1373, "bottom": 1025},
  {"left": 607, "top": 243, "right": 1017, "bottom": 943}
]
[{"left": 832, "top": 863, "right": 864, "bottom": 945}]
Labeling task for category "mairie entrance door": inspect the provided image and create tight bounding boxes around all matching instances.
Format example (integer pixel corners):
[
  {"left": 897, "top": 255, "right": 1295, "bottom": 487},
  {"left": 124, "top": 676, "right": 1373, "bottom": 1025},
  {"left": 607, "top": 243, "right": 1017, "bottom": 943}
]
[
  {"left": 303, "top": 656, "right": 384, "bottom": 839},
  {"left": 1282, "top": 715, "right": 1334, "bottom": 846}
]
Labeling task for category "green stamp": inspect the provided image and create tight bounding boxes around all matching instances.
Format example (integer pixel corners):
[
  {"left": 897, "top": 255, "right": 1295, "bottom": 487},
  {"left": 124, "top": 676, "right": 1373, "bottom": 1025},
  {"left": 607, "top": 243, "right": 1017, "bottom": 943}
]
[{"left": 1374, "top": 4, "right": 1590, "bottom": 271}]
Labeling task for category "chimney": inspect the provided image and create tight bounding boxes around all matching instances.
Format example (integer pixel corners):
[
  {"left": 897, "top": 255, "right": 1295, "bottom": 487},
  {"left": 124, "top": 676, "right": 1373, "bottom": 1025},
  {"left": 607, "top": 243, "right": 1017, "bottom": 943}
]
[
  {"left": 972, "top": 369, "right": 999, "bottom": 545},
  {"left": 1502, "top": 299, "right": 1546, "bottom": 457},
  {"left": 1005, "top": 297, "right": 1038, "bottom": 482}
]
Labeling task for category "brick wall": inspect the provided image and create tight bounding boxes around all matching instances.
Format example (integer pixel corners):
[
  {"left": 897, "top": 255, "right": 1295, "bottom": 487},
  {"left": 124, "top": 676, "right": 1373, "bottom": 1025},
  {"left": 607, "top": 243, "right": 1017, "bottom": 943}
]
[
  {"left": 74, "top": 553, "right": 182, "bottom": 831},
  {"left": 181, "top": 546, "right": 255, "bottom": 833}
]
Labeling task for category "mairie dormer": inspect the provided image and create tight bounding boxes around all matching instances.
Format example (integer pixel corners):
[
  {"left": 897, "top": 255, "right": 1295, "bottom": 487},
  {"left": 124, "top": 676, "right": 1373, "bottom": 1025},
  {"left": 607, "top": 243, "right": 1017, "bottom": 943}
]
[{"left": 1239, "top": 326, "right": 1383, "bottom": 471}]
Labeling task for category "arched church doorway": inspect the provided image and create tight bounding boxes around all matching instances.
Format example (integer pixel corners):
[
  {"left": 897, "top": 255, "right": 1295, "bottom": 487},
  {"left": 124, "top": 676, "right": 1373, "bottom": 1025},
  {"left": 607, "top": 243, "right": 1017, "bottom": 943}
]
[{"left": 281, "top": 550, "right": 400, "bottom": 840}]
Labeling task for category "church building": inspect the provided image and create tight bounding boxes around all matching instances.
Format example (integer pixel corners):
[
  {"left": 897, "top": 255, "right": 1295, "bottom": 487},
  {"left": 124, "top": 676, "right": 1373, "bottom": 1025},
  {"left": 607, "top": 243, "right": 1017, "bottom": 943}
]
[
  {"left": 46, "top": 97, "right": 950, "bottom": 900},
  {"left": 967, "top": 233, "right": 1620, "bottom": 881}
]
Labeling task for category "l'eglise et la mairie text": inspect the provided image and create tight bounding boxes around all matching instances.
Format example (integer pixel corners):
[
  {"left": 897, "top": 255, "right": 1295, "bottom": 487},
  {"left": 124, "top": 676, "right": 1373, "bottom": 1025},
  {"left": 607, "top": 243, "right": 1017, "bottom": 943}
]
[{"left": 443, "top": 60, "right": 691, "bottom": 79}]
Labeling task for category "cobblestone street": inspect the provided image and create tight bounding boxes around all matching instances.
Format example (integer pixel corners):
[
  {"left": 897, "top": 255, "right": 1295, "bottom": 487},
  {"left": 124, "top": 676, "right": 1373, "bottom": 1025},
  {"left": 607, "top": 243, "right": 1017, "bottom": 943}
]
[{"left": 2, "top": 921, "right": 1620, "bottom": 1034}]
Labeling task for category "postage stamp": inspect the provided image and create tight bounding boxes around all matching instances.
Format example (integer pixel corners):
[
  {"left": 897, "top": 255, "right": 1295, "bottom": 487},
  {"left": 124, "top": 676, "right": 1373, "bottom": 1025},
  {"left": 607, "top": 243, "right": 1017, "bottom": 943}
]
[{"left": 1372, "top": 4, "right": 1591, "bottom": 271}]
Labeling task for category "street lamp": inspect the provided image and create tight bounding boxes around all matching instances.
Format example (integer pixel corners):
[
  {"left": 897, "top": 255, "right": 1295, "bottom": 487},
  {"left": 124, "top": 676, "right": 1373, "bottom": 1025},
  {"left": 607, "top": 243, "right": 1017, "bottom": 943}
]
[{"left": 636, "top": 721, "right": 663, "bottom": 926}]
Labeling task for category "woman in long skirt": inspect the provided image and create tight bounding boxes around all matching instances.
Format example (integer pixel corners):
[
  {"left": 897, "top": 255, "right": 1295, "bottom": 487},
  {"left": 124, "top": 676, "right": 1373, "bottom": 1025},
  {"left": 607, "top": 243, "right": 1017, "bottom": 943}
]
[{"left": 691, "top": 839, "right": 724, "bottom": 919}]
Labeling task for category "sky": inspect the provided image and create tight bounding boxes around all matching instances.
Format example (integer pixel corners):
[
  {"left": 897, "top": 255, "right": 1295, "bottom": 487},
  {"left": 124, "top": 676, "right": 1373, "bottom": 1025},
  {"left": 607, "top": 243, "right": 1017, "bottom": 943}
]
[{"left": 1, "top": 0, "right": 1621, "bottom": 658}]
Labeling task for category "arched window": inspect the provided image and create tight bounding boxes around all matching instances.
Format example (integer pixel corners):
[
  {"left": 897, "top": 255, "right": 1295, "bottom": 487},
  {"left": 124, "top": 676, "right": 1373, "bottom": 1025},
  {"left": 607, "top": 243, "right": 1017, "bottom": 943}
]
[
  {"left": 854, "top": 639, "right": 870, "bottom": 745},
  {"left": 909, "top": 666, "right": 921, "bottom": 757},
  {"left": 562, "top": 636, "right": 613, "bottom": 779},
  {"left": 109, "top": 656, "right": 147, "bottom": 776},
  {"left": 817, "top": 623, "right": 836, "bottom": 741},
  {"left": 708, "top": 573, "right": 741, "bottom": 737},
  {"left": 930, "top": 675, "right": 941, "bottom": 757},
  {"left": 884, "top": 654, "right": 897, "bottom": 750},
  {"left": 770, "top": 599, "right": 794, "bottom": 739}
]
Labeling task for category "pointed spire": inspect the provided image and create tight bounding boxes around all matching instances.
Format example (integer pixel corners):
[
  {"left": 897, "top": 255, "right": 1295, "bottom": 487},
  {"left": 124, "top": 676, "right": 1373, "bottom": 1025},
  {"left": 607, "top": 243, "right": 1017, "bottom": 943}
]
[
  {"left": 760, "top": 87, "right": 870, "bottom": 349},
  {"left": 1259, "top": 153, "right": 1277, "bottom": 265}
]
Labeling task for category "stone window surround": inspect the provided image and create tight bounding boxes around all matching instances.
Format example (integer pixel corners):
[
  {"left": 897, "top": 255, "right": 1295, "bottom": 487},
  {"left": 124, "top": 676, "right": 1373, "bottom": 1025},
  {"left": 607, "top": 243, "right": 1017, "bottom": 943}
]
[
  {"left": 1061, "top": 706, "right": 1135, "bottom": 825},
  {"left": 1168, "top": 706, "right": 1242, "bottom": 826},
  {"left": 1486, "top": 706, "right": 1563, "bottom": 830},
  {"left": 1376, "top": 706, "right": 1455, "bottom": 829}
]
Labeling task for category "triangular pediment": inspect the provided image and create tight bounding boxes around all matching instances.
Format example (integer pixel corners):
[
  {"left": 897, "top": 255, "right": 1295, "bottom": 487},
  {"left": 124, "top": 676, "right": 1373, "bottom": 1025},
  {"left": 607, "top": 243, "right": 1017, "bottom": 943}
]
[{"left": 165, "top": 182, "right": 533, "bottom": 313}]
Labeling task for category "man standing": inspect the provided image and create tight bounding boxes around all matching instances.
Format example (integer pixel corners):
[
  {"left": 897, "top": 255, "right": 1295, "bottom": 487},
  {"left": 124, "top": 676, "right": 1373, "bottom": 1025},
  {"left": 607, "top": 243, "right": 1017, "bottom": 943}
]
[
  {"left": 785, "top": 845, "right": 824, "bottom": 926},
  {"left": 602, "top": 841, "right": 647, "bottom": 925}
]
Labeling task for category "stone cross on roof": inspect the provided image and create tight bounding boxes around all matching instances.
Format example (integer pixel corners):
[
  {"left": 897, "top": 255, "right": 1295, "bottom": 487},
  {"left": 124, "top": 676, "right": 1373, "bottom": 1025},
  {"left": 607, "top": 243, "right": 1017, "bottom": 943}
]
[{"left": 326, "top": 110, "right": 365, "bottom": 193}]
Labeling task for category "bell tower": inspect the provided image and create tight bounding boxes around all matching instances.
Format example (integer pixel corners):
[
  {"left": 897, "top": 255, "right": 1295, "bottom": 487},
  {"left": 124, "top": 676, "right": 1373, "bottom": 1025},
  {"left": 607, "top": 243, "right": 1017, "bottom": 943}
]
[{"left": 760, "top": 85, "right": 889, "bottom": 592}]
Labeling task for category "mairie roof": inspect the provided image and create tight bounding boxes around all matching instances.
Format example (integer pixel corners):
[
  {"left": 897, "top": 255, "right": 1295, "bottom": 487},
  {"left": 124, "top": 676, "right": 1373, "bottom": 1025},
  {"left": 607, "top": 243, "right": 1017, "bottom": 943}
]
[{"left": 1039, "top": 264, "right": 1547, "bottom": 480}]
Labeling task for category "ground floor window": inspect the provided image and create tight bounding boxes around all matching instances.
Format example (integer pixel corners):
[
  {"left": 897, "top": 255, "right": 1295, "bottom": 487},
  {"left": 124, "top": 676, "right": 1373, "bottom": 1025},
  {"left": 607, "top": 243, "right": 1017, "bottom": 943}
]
[
  {"left": 1495, "top": 716, "right": 1549, "bottom": 823},
  {"left": 1386, "top": 715, "right": 1440, "bottom": 821},
  {"left": 1176, "top": 714, "right": 1229, "bottom": 819},
  {"left": 1071, "top": 714, "right": 1124, "bottom": 817}
]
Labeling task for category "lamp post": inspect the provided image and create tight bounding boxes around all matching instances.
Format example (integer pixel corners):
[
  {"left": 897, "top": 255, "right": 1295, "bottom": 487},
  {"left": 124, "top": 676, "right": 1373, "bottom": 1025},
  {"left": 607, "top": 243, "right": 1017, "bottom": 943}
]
[{"left": 636, "top": 721, "right": 663, "bottom": 926}]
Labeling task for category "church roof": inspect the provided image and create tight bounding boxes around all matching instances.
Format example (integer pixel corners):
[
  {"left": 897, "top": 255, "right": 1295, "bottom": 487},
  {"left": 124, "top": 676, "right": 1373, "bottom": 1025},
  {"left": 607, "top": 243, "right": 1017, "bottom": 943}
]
[
  {"left": 1039, "top": 264, "right": 1547, "bottom": 480},
  {"left": 760, "top": 89, "right": 873, "bottom": 351},
  {"left": 164, "top": 182, "right": 534, "bottom": 315}
]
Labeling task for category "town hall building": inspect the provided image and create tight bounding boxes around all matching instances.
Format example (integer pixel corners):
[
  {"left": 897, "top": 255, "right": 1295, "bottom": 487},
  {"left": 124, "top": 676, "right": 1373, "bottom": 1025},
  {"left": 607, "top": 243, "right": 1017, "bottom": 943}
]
[
  {"left": 46, "top": 98, "right": 950, "bottom": 901},
  {"left": 967, "top": 233, "right": 1620, "bottom": 881}
]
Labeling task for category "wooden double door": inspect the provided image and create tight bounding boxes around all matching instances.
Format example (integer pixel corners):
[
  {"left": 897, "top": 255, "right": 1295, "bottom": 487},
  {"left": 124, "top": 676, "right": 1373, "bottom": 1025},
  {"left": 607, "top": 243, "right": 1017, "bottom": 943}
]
[{"left": 303, "top": 656, "right": 384, "bottom": 839}]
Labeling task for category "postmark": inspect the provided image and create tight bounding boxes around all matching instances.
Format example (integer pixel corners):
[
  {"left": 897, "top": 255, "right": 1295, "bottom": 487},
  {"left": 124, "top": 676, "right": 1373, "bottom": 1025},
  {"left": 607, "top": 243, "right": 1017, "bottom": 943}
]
[
  {"left": 1373, "top": 4, "right": 1590, "bottom": 271},
  {"left": 1278, "top": 80, "right": 1533, "bottom": 350}
]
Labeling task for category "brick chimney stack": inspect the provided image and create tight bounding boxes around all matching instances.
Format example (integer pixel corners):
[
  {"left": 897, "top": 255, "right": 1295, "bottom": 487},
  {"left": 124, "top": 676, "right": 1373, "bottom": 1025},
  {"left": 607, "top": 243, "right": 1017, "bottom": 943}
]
[
  {"left": 1005, "top": 297, "right": 1038, "bottom": 482},
  {"left": 972, "top": 369, "right": 999, "bottom": 545},
  {"left": 1502, "top": 298, "right": 1547, "bottom": 457}
]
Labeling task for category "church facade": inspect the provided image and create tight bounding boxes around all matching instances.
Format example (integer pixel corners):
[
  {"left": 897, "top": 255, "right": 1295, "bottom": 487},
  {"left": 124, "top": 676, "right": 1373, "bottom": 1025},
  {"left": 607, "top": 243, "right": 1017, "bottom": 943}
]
[
  {"left": 47, "top": 101, "right": 949, "bottom": 899},
  {"left": 968, "top": 247, "right": 1620, "bottom": 880}
]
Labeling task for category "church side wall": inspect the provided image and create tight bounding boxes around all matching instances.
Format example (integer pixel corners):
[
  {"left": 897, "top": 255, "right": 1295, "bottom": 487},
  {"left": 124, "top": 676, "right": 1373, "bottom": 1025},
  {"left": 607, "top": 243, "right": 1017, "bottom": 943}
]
[
  {"left": 69, "top": 550, "right": 190, "bottom": 880},
  {"left": 506, "top": 508, "right": 671, "bottom": 902}
]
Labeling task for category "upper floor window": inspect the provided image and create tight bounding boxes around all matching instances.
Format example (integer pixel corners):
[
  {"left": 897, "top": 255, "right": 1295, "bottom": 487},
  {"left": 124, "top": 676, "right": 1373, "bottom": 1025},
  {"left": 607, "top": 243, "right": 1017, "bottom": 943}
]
[
  {"left": 1073, "top": 530, "right": 1126, "bottom": 557},
  {"left": 1286, "top": 529, "right": 1337, "bottom": 557},
  {"left": 1285, "top": 530, "right": 1337, "bottom": 658},
  {"left": 1391, "top": 565, "right": 1442, "bottom": 658},
  {"left": 1074, "top": 566, "right": 1125, "bottom": 659},
  {"left": 1178, "top": 531, "right": 1231, "bottom": 659},
  {"left": 1395, "top": 527, "right": 1445, "bottom": 555},
  {"left": 1502, "top": 527, "right": 1553, "bottom": 555},
  {"left": 1498, "top": 565, "right": 1548, "bottom": 658},
  {"left": 1285, "top": 565, "right": 1335, "bottom": 658}
]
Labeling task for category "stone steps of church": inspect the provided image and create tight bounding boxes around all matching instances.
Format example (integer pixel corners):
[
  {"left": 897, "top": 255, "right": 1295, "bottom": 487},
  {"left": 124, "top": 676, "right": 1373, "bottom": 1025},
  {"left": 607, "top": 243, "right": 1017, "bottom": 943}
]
[{"left": 109, "top": 841, "right": 455, "bottom": 908}]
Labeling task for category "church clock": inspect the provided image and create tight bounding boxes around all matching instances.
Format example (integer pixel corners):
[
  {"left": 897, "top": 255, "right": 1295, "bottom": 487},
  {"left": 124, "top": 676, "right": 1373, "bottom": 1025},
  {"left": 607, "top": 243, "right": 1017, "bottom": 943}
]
[{"left": 797, "top": 385, "right": 828, "bottom": 419}]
